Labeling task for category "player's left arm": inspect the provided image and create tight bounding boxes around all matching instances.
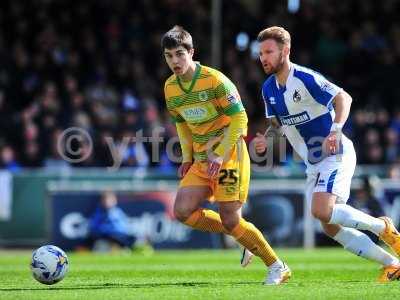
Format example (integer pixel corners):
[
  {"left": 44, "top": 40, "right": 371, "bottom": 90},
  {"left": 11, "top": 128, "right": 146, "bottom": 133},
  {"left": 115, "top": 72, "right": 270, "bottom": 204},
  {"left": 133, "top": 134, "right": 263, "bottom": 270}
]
[
  {"left": 332, "top": 90, "right": 352, "bottom": 126},
  {"left": 207, "top": 76, "right": 247, "bottom": 178},
  {"left": 208, "top": 110, "right": 247, "bottom": 178},
  {"left": 214, "top": 110, "right": 247, "bottom": 158},
  {"left": 302, "top": 71, "right": 352, "bottom": 154},
  {"left": 325, "top": 90, "right": 352, "bottom": 154}
]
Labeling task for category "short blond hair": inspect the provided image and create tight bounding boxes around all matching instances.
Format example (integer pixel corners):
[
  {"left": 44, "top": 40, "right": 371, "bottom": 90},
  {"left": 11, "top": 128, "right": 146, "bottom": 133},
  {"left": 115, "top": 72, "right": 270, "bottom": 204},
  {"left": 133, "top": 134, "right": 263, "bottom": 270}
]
[{"left": 257, "top": 26, "right": 291, "bottom": 48}]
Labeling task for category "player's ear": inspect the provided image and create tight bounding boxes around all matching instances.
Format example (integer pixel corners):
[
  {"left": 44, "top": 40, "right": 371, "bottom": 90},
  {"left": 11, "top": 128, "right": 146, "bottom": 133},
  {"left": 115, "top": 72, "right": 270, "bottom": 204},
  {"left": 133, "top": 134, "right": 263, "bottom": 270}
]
[
  {"left": 189, "top": 48, "right": 194, "bottom": 58},
  {"left": 283, "top": 45, "right": 290, "bottom": 57}
]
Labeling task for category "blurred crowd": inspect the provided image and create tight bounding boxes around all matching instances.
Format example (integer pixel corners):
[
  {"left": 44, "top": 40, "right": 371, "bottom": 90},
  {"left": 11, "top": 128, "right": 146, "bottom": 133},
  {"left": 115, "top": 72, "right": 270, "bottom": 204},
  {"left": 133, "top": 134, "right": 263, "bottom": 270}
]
[{"left": 0, "top": 0, "right": 399, "bottom": 176}]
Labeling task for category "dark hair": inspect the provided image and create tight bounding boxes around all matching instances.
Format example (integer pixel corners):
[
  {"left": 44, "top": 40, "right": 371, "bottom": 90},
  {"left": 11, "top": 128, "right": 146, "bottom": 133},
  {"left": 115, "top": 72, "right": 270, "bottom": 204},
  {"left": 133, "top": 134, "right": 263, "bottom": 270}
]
[
  {"left": 257, "top": 26, "right": 291, "bottom": 48},
  {"left": 161, "top": 25, "right": 193, "bottom": 51}
]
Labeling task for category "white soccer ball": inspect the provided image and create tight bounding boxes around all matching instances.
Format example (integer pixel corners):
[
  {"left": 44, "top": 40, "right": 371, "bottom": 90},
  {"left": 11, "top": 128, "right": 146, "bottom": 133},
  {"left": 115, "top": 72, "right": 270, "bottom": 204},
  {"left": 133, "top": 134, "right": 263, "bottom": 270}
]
[{"left": 30, "top": 245, "right": 69, "bottom": 285}]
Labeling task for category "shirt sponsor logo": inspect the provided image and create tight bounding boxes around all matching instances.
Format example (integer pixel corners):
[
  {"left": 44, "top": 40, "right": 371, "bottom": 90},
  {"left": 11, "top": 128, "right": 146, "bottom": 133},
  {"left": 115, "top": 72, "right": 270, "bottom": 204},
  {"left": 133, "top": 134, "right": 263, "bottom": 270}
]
[
  {"left": 280, "top": 111, "right": 310, "bottom": 126},
  {"left": 183, "top": 107, "right": 207, "bottom": 118},
  {"left": 180, "top": 103, "right": 218, "bottom": 123}
]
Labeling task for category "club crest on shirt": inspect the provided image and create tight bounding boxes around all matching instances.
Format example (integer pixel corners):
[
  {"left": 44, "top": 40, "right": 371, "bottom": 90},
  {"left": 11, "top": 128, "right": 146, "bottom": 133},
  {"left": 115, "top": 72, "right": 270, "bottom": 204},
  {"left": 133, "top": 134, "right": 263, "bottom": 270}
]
[
  {"left": 293, "top": 90, "right": 301, "bottom": 103},
  {"left": 199, "top": 91, "right": 208, "bottom": 101}
]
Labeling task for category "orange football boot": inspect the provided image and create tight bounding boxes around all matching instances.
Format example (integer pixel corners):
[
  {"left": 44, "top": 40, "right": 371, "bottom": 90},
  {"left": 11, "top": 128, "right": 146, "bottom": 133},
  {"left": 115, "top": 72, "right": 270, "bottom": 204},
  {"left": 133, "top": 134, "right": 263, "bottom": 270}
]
[
  {"left": 378, "top": 264, "right": 400, "bottom": 283},
  {"left": 379, "top": 217, "right": 400, "bottom": 256}
]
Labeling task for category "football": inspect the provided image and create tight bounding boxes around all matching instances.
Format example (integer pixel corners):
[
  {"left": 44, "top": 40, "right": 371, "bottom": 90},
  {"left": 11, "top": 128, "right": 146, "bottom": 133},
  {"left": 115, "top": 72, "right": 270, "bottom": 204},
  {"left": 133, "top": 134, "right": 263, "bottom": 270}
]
[{"left": 30, "top": 245, "right": 69, "bottom": 285}]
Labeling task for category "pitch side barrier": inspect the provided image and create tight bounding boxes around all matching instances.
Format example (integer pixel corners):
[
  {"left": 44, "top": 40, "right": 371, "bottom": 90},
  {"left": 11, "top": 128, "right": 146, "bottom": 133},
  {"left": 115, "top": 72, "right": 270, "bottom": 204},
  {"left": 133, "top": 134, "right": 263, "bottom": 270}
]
[{"left": 0, "top": 170, "right": 399, "bottom": 249}]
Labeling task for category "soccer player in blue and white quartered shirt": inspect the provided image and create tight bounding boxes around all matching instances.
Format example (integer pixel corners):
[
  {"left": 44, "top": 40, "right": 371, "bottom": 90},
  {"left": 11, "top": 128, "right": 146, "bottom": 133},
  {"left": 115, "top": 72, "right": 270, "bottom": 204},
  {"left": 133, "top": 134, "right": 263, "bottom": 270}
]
[{"left": 253, "top": 26, "right": 400, "bottom": 282}]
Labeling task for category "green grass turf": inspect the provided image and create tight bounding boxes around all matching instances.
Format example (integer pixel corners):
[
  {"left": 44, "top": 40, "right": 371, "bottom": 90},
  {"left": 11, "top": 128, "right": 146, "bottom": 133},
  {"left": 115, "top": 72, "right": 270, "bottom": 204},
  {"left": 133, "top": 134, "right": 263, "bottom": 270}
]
[{"left": 0, "top": 248, "right": 399, "bottom": 300}]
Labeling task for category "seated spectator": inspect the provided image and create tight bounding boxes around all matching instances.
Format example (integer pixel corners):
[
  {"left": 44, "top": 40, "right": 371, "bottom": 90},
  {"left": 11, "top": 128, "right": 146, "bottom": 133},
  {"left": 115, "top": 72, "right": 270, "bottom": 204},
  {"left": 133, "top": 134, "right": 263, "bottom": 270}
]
[
  {"left": 388, "top": 164, "right": 400, "bottom": 180},
  {"left": 0, "top": 145, "right": 21, "bottom": 172},
  {"left": 88, "top": 191, "right": 136, "bottom": 251}
]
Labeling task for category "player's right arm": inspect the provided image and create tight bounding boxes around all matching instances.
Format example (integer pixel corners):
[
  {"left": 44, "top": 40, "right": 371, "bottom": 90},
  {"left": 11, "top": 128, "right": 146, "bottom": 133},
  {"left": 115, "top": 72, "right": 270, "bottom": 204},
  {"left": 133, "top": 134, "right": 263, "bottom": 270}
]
[
  {"left": 254, "top": 117, "right": 280, "bottom": 154},
  {"left": 164, "top": 82, "right": 193, "bottom": 178},
  {"left": 175, "top": 122, "right": 193, "bottom": 163},
  {"left": 175, "top": 122, "right": 193, "bottom": 178},
  {"left": 323, "top": 90, "right": 352, "bottom": 154},
  {"left": 254, "top": 86, "right": 281, "bottom": 154}
]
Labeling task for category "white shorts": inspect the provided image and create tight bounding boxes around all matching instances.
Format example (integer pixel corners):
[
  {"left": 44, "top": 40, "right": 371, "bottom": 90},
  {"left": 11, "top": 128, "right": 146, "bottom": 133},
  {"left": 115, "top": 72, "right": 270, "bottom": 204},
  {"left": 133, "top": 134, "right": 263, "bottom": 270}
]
[{"left": 305, "top": 146, "right": 356, "bottom": 204}]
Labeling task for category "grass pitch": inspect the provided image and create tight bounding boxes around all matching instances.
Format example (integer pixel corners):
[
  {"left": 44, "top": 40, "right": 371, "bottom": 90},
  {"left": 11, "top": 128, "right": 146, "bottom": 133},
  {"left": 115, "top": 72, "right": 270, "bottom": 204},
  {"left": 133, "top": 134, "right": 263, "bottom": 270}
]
[{"left": 0, "top": 248, "right": 399, "bottom": 300}]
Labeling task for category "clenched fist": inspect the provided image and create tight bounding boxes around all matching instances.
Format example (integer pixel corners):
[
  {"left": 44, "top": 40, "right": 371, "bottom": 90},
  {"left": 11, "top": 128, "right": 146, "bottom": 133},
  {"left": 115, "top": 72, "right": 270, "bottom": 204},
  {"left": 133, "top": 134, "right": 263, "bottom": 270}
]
[
  {"left": 323, "top": 131, "right": 341, "bottom": 155},
  {"left": 254, "top": 132, "right": 267, "bottom": 154}
]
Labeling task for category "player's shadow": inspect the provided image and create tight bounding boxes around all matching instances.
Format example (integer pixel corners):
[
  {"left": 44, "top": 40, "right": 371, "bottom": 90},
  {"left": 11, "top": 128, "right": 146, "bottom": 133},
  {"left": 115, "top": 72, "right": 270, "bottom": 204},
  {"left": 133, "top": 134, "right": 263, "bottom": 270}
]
[{"left": 0, "top": 281, "right": 260, "bottom": 291}]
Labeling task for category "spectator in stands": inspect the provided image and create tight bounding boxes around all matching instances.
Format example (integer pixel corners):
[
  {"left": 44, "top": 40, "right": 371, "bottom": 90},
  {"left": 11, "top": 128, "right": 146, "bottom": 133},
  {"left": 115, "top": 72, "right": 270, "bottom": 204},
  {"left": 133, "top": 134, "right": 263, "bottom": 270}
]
[
  {"left": 0, "top": 145, "right": 21, "bottom": 172},
  {"left": 119, "top": 129, "right": 150, "bottom": 169},
  {"left": 43, "top": 128, "right": 71, "bottom": 170},
  {"left": 385, "top": 128, "right": 399, "bottom": 163},
  {"left": 0, "top": 0, "right": 399, "bottom": 169},
  {"left": 388, "top": 164, "right": 400, "bottom": 180},
  {"left": 391, "top": 110, "right": 400, "bottom": 137}
]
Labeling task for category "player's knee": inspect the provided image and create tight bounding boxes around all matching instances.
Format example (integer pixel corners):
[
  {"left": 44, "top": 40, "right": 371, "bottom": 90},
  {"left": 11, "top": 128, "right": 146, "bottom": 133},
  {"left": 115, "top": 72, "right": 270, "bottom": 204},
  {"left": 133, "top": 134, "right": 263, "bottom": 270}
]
[
  {"left": 173, "top": 199, "right": 192, "bottom": 223},
  {"left": 173, "top": 192, "right": 194, "bottom": 223},
  {"left": 311, "top": 207, "right": 331, "bottom": 223},
  {"left": 312, "top": 193, "right": 336, "bottom": 222},
  {"left": 220, "top": 214, "right": 239, "bottom": 232},
  {"left": 321, "top": 222, "right": 341, "bottom": 237},
  {"left": 173, "top": 205, "right": 192, "bottom": 223},
  {"left": 174, "top": 209, "right": 190, "bottom": 223}
]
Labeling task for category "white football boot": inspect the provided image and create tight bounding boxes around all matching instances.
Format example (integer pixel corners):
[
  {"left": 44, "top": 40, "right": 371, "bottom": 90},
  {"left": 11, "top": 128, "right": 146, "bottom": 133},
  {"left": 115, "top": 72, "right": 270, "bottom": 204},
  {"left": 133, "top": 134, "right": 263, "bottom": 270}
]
[
  {"left": 240, "top": 248, "right": 254, "bottom": 267},
  {"left": 264, "top": 261, "right": 291, "bottom": 285}
]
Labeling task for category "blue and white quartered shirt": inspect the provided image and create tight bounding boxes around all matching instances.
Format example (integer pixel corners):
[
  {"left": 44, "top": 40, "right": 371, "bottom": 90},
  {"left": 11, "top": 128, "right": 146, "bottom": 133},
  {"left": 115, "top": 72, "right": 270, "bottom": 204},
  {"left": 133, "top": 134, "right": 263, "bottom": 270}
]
[{"left": 262, "top": 63, "right": 354, "bottom": 165}]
